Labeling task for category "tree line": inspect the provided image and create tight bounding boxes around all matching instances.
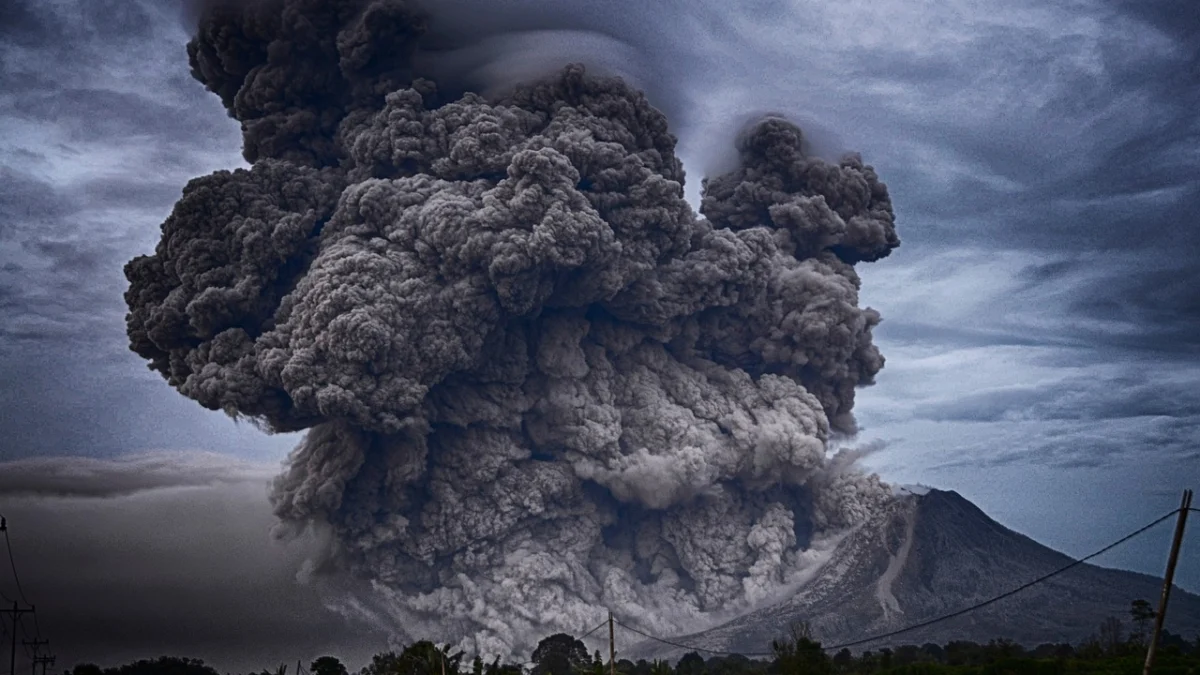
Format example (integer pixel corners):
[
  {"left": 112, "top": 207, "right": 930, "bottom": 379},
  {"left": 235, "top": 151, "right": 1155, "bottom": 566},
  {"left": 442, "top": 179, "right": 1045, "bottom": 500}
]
[{"left": 63, "top": 600, "right": 1200, "bottom": 675}]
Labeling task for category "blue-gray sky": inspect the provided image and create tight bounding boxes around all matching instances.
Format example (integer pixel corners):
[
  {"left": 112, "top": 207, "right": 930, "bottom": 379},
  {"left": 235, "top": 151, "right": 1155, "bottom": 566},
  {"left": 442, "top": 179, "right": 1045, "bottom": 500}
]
[{"left": 0, "top": 0, "right": 1197, "bottom": 670}]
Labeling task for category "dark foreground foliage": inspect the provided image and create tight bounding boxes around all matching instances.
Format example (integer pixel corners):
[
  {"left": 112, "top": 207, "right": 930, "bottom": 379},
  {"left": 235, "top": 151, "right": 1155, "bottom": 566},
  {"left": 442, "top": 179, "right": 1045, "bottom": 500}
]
[
  {"left": 62, "top": 604, "right": 1200, "bottom": 675},
  {"left": 59, "top": 629, "right": 1200, "bottom": 675}
]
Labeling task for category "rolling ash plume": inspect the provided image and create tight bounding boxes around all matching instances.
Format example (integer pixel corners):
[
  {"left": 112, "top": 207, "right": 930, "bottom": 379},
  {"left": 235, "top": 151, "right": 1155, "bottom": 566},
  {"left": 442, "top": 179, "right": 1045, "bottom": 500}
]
[{"left": 127, "top": 0, "right": 899, "bottom": 657}]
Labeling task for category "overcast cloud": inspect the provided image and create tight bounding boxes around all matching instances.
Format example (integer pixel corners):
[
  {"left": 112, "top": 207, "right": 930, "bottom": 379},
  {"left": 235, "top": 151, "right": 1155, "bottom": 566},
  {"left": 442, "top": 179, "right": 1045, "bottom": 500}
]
[{"left": 0, "top": 0, "right": 1197, "bottom": 667}]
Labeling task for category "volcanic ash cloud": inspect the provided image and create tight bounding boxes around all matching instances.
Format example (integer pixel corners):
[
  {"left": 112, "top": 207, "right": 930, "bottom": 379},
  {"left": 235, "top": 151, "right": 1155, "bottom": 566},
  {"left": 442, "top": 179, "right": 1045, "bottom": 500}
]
[{"left": 126, "top": 0, "right": 900, "bottom": 657}]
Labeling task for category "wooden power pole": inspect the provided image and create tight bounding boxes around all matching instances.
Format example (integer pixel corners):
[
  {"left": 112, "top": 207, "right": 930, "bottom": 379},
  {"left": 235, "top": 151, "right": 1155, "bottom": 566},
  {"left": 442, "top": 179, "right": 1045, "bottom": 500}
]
[
  {"left": 608, "top": 612, "right": 616, "bottom": 675},
  {"left": 1143, "top": 489, "right": 1192, "bottom": 675},
  {"left": 33, "top": 655, "right": 55, "bottom": 675},
  {"left": 22, "top": 638, "right": 48, "bottom": 675},
  {"left": 3, "top": 601, "right": 35, "bottom": 675}
]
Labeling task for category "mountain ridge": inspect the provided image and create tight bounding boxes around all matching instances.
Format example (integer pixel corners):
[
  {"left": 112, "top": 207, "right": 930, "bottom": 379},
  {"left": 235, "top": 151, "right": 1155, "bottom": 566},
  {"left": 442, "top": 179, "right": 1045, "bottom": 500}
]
[{"left": 627, "top": 489, "right": 1200, "bottom": 659}]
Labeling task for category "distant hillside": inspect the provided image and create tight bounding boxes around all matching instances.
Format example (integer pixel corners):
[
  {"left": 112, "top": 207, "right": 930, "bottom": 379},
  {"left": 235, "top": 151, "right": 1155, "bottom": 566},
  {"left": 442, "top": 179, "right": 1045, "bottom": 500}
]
[{"left": 630, "top": 489, "right": 1200, "bottom": 658}]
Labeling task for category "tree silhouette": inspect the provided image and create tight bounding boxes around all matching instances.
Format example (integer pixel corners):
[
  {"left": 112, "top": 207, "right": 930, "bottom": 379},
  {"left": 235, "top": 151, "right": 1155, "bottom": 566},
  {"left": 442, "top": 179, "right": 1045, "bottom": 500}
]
[
  {"left": 771, "top": 622, "right": 830, "bottom": 675},
  {"left": 360, "top": 651, "right": 402, "bottom": 675},
  {"left": 531, "top": 633, "right": 590, "bottom": 675},
  {"left": 361, "top": 643, "right": 463, "bottom": 675},
  {"left": 1130, "top": 598, "right": 1156, "bottom": 647},
  {"left": 97, "top": 658, "right": 219, "bottom": 675},
  {"left": 877, "top": 648, "right": 892, "bottom": 671},
  {"left": 831, "top": 648, "right": 853, "bottom": 672},
  {"left": 57, "top": 628, "right": 1200, "bottom": 675},
  {"left": 311, "top": 657, "right": 347, "bottom": 675},
  {"left": 584, "top": 651, "right": 605, "bottom": 675},
  {"left": 360, "top": 648, "right": 403, "bottom": 672},
  {"left": 484, "top": 656, "right": 523, "bottom": 675},
  {"left": 675, "top": 653, "right": 705, "bottom": 675}
]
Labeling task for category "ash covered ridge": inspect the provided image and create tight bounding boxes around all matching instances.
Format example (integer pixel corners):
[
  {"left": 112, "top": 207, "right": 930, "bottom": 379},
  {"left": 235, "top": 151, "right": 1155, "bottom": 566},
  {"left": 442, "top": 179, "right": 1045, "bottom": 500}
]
[
  {"left": 125, "top": 0, "right": 900, "bottom": 658},
  {"left": 628, "top": 490, "right": 1200, "bottom": 658}
]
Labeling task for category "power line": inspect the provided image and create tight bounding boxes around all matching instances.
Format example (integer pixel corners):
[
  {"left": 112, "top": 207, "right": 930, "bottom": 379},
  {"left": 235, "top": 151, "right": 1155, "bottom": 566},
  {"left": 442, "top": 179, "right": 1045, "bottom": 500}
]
[
  {"left": 619, "top": 619, "right": 768, "bottom": 653},
  {"left": 823, "top": 506, "right": 1180, "bottom": 651},
  {"left": 16, "top": 619, "right": 34, "bottom": 645},
  {"left": 2, "top": 530, "right": 32, "bottom": 610},
  {"left": 0, "top": 523, "right": 40, "bottom": 641},
  {"left": 0, "top": 517, "right": 11, "bottom": 607},
  {"left": 1, "top": 604, "right": 34, "bottom": 675},
  {"left": 579, "top": 620, "right": 609, "bottom": 641},
  {"left": 32, "top": 655, "right": 55, "bottom": 675},
  {"left": 613, "top": 506, "right": 1183, "bottom": 657}
]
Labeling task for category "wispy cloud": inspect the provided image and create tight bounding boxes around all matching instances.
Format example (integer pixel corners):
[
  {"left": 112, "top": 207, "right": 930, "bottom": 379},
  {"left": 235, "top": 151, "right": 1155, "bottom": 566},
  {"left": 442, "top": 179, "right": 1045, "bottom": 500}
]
[{"left": 0, "top": 451, "right": 277, "bottom": 498}]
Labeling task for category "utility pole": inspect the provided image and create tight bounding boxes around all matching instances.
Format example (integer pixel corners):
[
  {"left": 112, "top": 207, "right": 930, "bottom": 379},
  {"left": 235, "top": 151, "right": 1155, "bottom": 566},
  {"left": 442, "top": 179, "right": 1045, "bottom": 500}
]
[
  {"left": 1143, "top": 489, "right": 1192, "bottom": 675},
  {"left": 2, "top": 601, "right": 35, "bottom": 675},
  {"left": 22, "top": 638, "right": 48, "bottom": 675},
  {"left": 608, "top": 612, "right": 615, "bottom": 675},
  {"left": 33, "top": 655, "right": 55, "bottom": 675}
]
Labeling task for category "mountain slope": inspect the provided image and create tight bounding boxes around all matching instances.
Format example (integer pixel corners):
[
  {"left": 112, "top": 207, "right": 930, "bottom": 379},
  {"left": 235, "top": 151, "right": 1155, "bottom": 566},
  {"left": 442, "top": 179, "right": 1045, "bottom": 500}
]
[{"left": 629, "top": 490, "right": 1200, "bottom": 658}]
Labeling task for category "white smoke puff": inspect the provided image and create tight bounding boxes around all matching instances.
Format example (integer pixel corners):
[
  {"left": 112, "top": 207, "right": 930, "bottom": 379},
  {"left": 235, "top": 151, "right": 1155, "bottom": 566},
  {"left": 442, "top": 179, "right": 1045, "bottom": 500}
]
[{"left": 126, "top": 0, "right": 901, "bottom": 660}]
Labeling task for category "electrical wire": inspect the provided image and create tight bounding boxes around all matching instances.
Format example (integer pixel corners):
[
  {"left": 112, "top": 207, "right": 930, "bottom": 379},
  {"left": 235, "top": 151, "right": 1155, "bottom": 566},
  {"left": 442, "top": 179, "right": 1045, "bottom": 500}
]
[
  {"left": 0, "top": 515, "right": 12, "bottom": 606},
  {"left": 823, "top": 506, "right": 1181, "bottom": 651},
  {"left": 579, "top": 620, "right": 609, "bottom": 641},
  {"left": 612, "top": 506, "right": 1184, "bottom": 657},
  {"left": 3, "top": 530, "right": 32, "bottom": 608},
  {"left": 0, "top": 513, "right": 43, "bottom": 675},
  {"left": 2, "top": 526, "right": 41, "bottom": 639},
  {"left": 614, "top": 619, "right": 763, "bottom": 653},
  {"left": 19, "top": 619, "right": 31, "bottom": 642}
]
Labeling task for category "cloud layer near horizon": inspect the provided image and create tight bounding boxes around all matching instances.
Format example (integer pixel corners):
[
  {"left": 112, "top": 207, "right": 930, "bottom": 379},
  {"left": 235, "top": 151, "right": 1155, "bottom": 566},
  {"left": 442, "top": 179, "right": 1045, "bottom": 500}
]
[{"left": 0, "top": 453, "right": 388, "bottom": 673}]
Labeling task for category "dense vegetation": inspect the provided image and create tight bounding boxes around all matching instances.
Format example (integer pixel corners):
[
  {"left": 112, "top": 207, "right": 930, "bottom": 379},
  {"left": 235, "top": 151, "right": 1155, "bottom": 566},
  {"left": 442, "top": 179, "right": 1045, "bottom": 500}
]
[{"left": 63, "top": 601, "right": 1200, "bottom": 675}]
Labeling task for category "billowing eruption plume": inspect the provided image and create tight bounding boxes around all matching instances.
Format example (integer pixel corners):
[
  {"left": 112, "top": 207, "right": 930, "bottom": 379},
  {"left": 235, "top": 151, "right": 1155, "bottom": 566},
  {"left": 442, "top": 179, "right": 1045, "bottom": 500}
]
[{"left": 126, "top": 0, "right": 900, "bottom": 657}]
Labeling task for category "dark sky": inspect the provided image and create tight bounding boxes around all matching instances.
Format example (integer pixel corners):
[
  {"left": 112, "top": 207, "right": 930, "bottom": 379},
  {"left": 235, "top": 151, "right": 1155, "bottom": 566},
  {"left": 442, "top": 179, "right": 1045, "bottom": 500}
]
[{"left": 0, "top": 0, "right": 1198, "bottom": 671}]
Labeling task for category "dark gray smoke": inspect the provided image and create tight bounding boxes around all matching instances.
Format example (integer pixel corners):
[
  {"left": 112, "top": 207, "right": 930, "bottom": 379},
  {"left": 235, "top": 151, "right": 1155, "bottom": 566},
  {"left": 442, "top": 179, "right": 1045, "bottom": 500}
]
[{"left": 127, "top": 0, "right": 899, "bottom": 657}]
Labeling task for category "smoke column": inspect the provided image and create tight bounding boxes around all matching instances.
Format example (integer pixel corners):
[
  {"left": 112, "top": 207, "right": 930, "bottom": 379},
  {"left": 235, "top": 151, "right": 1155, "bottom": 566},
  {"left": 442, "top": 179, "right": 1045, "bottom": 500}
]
[{"left": 126, "top": 0, "right": 900, "bottom": 657}]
